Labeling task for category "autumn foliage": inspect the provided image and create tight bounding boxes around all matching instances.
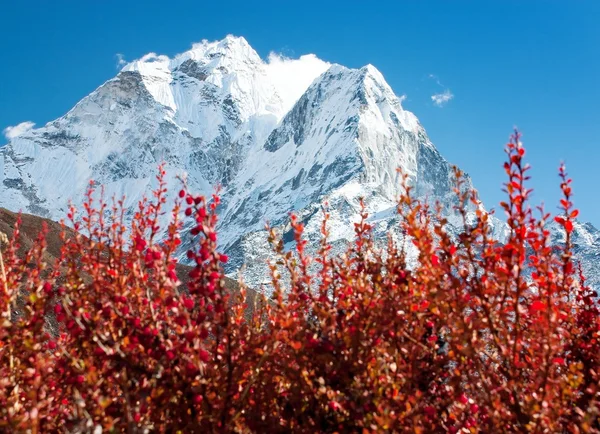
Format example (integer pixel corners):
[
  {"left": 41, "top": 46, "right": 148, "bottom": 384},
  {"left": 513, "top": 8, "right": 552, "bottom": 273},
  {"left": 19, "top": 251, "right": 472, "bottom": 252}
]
[{"left": 1, "top": 132, "right": 599, "bottom": 433}]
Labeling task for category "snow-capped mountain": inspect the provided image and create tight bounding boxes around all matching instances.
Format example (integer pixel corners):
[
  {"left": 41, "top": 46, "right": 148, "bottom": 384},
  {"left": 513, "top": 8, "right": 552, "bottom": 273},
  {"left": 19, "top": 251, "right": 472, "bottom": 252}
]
[
  {"left": 1, "top": 36, "right": 292, "bottom": 219},
  {"left": 1, "top": 36, "right": 597, "bottom": 289}
]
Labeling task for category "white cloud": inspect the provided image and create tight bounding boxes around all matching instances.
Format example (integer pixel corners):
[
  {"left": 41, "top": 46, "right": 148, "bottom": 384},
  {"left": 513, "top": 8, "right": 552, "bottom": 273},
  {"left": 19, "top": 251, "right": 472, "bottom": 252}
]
[
  {"left": 265, "top": 52, "right": 331, "bottom": 113},
  {"left": 139, "top": 52, "right": 169, "bottom": 63},
  {"left": 3, "top": 121, "right": 35, "bottom": 140},
  {"left": 431, "top": 89, "right": 454, "bottom": 107},
  {"left": 427, "top": 74, "right": 453, "bottom": 107},
  {"left": 116, "top": 53, "right": 127, "bottom": 68}
]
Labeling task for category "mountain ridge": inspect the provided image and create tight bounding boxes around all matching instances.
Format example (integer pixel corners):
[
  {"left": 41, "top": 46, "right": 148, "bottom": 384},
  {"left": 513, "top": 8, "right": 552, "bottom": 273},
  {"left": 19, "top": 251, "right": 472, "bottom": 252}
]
[{"left": 1, "top": 35, "right": 598, "bottom": 290}]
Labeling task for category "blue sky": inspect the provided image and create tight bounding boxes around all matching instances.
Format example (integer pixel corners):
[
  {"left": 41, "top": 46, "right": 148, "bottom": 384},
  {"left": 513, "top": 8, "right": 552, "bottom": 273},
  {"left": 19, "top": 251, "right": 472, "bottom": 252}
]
[{"left": 2, "top": 1, "right": 599, "bottom": 225}]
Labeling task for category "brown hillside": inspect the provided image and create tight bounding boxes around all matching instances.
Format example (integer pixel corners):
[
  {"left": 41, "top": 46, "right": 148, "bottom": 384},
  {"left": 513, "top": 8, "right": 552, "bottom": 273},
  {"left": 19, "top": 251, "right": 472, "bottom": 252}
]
[
  {"left": 0, "top": 207, "right": 67, "bottom": 264},
  {"left": 0, "top": 208, "right": 265, "bottom": 313}
]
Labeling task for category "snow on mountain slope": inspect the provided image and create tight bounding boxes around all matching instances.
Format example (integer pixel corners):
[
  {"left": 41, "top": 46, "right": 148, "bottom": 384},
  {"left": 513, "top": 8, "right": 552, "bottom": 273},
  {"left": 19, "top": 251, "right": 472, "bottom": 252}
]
[
  {"left": 0, "top": 36, "right": 321, "bottom": 224},
  {"left": 1, "top": 36, "right": 596, "bottom": 290},
  {"left": 548, "top": 221, "right": 600, "bottom": 290},
  {"left": 213, "top": 63, "right": 493, "bottom": 285},
  {"left": 220, "top": 64, "right": 421, "bottom": 245}
]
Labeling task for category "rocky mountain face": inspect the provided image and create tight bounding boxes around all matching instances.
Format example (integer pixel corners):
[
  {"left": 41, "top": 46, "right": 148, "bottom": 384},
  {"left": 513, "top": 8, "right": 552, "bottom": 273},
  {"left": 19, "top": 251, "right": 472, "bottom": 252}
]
[
  {"left": 1, "top": 36, "right": 598, "bottom": 290},
  {"left": 549, "top": 221, "right": 600, "bottom": 291}
]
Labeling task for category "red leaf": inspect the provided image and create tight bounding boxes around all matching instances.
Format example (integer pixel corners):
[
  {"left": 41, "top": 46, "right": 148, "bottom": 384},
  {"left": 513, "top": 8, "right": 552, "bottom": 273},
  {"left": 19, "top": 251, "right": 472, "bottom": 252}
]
[
  {"left": 565, "top": 220, "right": 574, "bottom": 233},
  {"left": 329, "top": 401, "right": 341, "bottom": 411},
  {"left": 431, "top": 254, "right": 440, "bottom": 266},
  {"left": 530, "top": 301, "right": 546, "bottom": 312}
]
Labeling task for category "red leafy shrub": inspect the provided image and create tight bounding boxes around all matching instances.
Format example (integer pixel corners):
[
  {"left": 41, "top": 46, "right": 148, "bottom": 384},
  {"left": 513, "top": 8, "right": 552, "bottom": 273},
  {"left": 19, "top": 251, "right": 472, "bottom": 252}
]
[{"left": 0, "top": 133, "right": 599, "bottom": 433}]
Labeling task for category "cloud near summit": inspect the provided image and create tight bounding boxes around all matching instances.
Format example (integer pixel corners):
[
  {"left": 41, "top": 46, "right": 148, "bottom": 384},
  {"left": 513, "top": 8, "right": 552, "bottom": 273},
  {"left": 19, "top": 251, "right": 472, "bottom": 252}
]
[
  {"left": 3, "top": 121, "right": 35, "bottom": 140},
  {"left": 265, "top": 52, "right": 331, "bottom": 113},
  {"left": 116, "top": 53, "right": 127, "bottom": 68}
]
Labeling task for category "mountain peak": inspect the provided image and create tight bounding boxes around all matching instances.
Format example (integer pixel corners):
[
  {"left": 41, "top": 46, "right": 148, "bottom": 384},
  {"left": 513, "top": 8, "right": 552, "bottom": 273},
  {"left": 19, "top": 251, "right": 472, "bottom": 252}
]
[
  {"left": 360, "top": 63, "right": 383, "bottom": 78},
  {"left": 355, "top": 64, "right": 418, "bottom": 134},
  {"left": 177, "top": 35, "right": 260, "bottom": 66},
  {"left": 122, "top": 35, "right": 262, "bottom": 78}
]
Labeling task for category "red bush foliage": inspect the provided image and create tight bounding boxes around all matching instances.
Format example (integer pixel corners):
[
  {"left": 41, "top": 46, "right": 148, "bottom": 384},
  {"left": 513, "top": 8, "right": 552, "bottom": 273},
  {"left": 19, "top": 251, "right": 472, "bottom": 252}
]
[{"left": 1, "top": 133, "right": 599, "bottom": 433}]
